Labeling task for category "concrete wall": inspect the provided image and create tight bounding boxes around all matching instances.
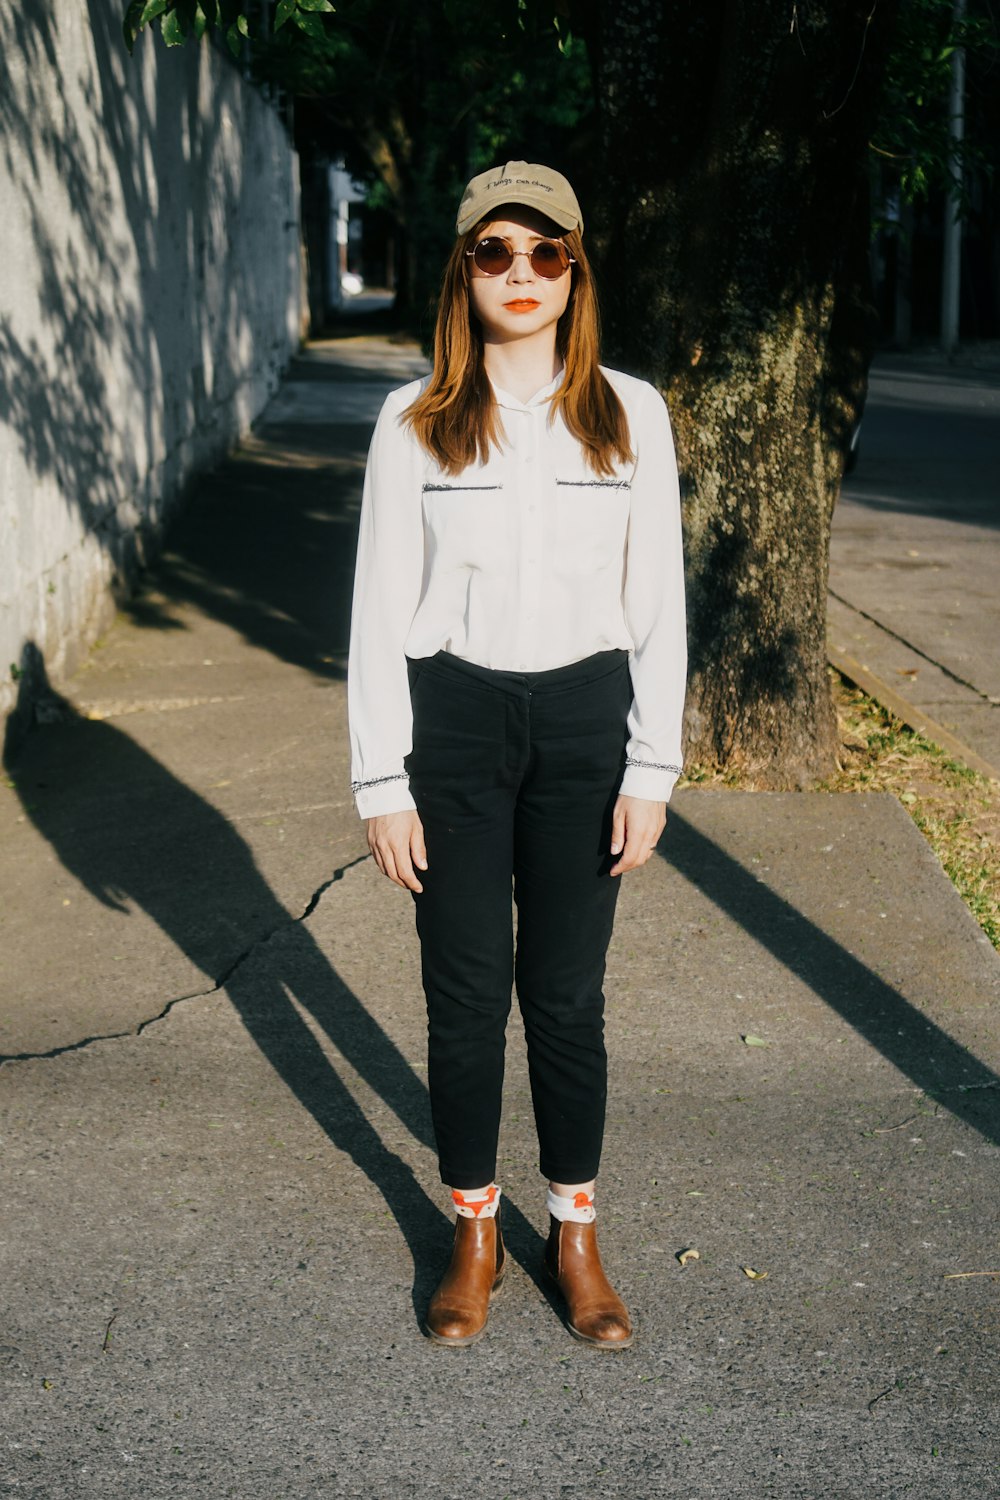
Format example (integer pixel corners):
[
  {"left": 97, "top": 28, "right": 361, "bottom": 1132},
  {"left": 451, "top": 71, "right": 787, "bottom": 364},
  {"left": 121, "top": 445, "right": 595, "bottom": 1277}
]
[{"left": 0, "top": 1, "right": 302, "bottom": 724}]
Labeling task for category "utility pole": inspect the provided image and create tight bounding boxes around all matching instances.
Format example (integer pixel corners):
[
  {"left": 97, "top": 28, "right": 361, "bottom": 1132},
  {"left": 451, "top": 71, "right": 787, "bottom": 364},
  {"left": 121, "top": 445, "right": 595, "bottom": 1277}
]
[{"left": 940, "top": 0, "right": 966, "bottom": 358}]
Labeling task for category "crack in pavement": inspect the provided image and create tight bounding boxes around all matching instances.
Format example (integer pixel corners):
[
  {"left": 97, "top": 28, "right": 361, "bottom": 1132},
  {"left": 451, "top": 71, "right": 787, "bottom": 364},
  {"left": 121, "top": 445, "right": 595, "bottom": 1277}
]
[
  {"left": 829, "top": 589, "right": 997, "bottom": 706},
  {"left": 0, "top": 853, "right": 370, "bottom": 1068}
]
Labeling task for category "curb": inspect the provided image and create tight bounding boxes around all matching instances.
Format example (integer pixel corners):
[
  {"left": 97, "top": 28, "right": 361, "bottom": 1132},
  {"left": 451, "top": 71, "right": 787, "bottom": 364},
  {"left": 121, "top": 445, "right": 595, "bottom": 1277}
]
[{"left": 828, "top": 645, "right": 1000, "bottom": 783}]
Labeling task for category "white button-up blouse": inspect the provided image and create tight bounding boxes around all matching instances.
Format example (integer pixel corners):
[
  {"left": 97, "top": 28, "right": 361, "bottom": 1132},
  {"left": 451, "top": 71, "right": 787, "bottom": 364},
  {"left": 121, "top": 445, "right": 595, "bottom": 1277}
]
[{"left": 347, "top": 364, "right": 687, "bottom": 819}]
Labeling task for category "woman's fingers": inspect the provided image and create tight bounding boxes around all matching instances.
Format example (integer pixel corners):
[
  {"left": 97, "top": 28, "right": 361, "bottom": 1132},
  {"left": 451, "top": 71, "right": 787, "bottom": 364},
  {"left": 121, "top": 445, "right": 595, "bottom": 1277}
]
[
  {"left": 610, "top": 827, "right": 651, "bottom": 875},
  {"left": 381, "top": 840, "right": 423, "bottom": 892},
  {"left": 610, "top": 838, "right": 651, "bottom": 875},
  {"left": 380, "top": 835, "right": 423, "bottom": 892},
  {"left": 395, "top": 841, "right": 424, "bottom": 892},
  {"left": 609, "top": 796, "right": 667, "bottom": 877},
  {"left": 366, "top": 811, "right": 425, "bottom": 892},
  {"left": 411, "top": 820, "right": 428, "bottom": 873},
  {"left": 610, "top": 803, "right": 627, "bottom": 857}
]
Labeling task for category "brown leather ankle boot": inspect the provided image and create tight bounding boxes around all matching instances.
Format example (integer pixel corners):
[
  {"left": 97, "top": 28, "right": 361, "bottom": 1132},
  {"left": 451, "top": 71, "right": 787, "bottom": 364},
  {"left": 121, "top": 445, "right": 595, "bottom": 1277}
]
[
  {"left": 425, "top": 1209, "right": 506, "bottom": 1346},
  {"left": 544, "top": 1216, "right": 633, "bottom": 1348}
]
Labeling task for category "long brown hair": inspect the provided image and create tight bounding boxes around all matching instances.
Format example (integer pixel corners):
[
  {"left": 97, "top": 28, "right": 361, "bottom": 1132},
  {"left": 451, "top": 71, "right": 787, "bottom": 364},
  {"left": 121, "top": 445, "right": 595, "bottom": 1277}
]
[{"left": 404, "top": 217, "right": 633, "bottom": 477}]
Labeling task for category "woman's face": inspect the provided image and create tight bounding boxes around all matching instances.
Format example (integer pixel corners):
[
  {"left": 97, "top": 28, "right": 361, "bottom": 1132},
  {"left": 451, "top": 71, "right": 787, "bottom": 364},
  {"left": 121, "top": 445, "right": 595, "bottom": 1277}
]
[{"left": 466, "top": 208, "right": 574, "bottom": 346}]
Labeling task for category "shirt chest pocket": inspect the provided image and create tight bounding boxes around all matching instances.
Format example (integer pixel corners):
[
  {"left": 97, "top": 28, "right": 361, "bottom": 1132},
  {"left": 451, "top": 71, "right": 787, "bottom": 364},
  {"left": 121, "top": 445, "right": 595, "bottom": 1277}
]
[
  {"left": 422, "top": 482, "right": 508, "bottom": 573},
  {"left": 552, "top": 478, "right": 631, "bottom": 578}
]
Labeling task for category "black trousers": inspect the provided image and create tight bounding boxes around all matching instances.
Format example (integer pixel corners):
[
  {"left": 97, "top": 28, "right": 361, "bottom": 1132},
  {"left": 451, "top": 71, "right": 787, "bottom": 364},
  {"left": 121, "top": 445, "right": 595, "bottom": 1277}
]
[{"left": 403, "top": 647, "right": 632, "bottom": 1189}]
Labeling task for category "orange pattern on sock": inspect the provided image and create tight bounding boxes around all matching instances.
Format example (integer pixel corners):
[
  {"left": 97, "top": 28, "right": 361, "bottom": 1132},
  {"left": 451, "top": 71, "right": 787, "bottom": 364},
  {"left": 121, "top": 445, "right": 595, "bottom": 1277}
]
[{"left": 452, "top": 1185, "right": 498, "bottom": 1217}]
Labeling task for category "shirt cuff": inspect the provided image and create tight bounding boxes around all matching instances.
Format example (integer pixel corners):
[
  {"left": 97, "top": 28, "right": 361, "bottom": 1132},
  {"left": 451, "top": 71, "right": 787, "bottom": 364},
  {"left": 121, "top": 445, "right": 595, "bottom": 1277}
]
[
  {"left": 353, "top": 774, "right": 417, "bottom": 820},
  {"left": 618, "top": 757, "right": 682, "bottom": 803}
]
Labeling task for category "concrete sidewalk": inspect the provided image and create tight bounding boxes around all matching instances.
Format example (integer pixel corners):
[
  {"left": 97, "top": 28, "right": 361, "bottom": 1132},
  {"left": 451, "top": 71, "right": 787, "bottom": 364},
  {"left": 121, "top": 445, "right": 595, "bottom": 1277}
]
[
  {"left": 831, "top": 349, "right": 1000, "bottom": 770},
  {"left": 2, "top": 338, "right": 999, "bottom": 1499}
]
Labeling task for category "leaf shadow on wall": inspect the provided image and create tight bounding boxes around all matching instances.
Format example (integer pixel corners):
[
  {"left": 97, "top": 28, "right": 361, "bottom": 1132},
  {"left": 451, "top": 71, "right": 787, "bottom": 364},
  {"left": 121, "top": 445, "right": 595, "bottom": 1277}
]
[{"left": 0, "top": 2, "right": 302, "bottom": 661}]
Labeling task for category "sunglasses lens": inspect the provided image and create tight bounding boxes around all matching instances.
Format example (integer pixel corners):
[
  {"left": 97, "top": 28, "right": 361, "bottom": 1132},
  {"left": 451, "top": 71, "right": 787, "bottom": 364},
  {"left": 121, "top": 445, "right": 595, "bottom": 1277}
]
[
  {"left": 531, "top": 241, "right": 569, "bottom": 278},
  {"left": 473, "top": 238, "right": 514, "bottom": 274},
  {"left": 470, "top": 237, "right": 571, "bottom": 277}
]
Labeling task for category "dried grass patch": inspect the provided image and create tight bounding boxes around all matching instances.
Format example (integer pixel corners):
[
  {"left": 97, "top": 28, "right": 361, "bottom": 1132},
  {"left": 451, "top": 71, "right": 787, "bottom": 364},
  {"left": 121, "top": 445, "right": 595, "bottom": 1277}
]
[{"left": 821, "top": 673, "right": 1000, "bottom": 949}]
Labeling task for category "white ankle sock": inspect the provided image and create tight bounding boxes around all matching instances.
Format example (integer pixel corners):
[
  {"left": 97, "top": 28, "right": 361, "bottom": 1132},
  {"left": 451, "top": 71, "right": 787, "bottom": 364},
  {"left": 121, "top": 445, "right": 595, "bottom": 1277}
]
[
  {"left": 547, "top": 1188, "right": 596, "bottom": 1224},
  {"left": 451, "top": 1184, "right": 501, "bottom": 1220}
]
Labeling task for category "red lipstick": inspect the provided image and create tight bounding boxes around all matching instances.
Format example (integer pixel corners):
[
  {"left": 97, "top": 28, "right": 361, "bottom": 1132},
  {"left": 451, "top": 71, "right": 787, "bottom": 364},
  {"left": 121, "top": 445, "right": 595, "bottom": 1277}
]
[{"left": 504, "top": 299, "right": 541, "bottom": 312}]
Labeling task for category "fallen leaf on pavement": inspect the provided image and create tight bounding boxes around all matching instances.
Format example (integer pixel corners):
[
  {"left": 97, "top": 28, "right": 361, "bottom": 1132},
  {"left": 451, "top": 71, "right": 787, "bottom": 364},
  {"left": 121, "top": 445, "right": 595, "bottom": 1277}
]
[
  {"left": 741, "top": 1034, "right": 768, "bottom": 1047},
  {"left": 677, "top": 1248, "right": 700, "bottom": 1266},
  {"left": 741, "top": 1265, "right": 768, "bottom": 1280}
]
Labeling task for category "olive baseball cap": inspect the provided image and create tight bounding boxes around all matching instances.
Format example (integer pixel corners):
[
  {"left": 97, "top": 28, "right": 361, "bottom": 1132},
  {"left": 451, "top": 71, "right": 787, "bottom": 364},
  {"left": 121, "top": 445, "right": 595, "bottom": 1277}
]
[{"left": 456, "top": 160, "right": 583, "bottom": 236}]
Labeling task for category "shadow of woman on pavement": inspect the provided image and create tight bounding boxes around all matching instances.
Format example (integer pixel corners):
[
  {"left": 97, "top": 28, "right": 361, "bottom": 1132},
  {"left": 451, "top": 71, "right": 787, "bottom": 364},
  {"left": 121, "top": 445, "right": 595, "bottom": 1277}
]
[{"left": 4, "top": 645, "right": 551, "bottom": 1325}]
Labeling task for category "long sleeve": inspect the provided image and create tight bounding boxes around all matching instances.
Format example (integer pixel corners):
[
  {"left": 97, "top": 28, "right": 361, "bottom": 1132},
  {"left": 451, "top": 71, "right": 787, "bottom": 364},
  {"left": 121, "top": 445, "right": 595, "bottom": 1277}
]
[
  {"left": 617, "top": 383, "right": 687, "bottom": 802},
  {"left": 347, "top": 387, "right": 426, "bottom": 819}
]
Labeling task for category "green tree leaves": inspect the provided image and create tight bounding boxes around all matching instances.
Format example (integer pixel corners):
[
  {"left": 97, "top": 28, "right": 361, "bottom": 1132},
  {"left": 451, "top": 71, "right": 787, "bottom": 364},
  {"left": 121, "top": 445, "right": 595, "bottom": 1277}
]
[
  {"left": 123, "top": 0, "right": 336, "bottom": 54},
  {"left": 873, "top": 0, "right": 999, "bottom": 209}
]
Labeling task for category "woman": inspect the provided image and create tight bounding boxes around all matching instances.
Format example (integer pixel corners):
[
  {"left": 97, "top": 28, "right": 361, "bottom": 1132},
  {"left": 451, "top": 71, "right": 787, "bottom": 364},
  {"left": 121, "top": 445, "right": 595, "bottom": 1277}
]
[{"left": 347, "top": 161, "right": 686, "bottom": 1349}]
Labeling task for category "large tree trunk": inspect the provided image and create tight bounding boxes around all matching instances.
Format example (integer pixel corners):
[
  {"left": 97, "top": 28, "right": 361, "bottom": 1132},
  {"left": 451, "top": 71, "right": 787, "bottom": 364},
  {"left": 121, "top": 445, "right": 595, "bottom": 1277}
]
[{"left": 584, "top": 0, "right": 899, "bottom": 784}]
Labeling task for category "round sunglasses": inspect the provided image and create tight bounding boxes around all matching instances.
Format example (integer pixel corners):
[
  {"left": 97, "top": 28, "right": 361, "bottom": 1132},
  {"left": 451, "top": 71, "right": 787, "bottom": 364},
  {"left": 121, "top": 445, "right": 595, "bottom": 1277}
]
[{"left": 466, "top": 235, "right": 575, "bottom": 280}]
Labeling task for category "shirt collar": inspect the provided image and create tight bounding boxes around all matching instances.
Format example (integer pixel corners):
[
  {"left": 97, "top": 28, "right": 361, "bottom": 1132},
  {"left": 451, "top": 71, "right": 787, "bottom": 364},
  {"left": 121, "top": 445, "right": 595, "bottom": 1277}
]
[{"left": 489, "top": 365, "right": 565, "bottom": 412}]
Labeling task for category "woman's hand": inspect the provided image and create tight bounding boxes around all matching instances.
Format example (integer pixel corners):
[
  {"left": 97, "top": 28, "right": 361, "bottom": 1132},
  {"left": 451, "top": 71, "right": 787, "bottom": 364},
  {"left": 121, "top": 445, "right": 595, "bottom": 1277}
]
[
  {"left": 366, "top": 810, "right": 428, "bottom": 893},
  {"left": 609, "top": 795, "right": 667, "bottom": 877}
]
